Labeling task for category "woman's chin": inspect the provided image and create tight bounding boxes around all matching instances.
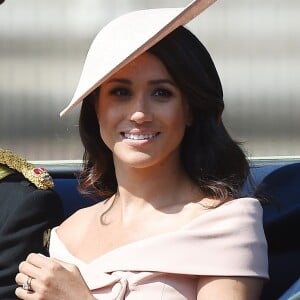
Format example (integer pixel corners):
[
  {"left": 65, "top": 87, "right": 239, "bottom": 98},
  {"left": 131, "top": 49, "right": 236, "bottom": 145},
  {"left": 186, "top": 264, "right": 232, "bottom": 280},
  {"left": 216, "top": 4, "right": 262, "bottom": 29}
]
[{"left": 114, "top": 152, "right": 159, "bottom": 169}]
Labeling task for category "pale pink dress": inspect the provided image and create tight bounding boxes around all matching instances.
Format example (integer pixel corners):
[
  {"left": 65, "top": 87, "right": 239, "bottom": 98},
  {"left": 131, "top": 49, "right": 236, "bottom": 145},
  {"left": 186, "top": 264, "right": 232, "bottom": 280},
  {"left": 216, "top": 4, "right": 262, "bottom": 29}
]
[{"left": 49, "top": 197, "right": 268, "bottom": 299}]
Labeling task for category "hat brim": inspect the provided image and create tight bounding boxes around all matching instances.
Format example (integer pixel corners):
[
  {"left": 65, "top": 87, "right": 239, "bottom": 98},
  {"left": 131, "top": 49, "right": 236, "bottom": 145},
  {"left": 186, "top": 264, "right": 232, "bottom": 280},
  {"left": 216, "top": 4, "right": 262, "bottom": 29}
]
[{"left": 60, "top": 0, "right": 217, "bottom": 117}]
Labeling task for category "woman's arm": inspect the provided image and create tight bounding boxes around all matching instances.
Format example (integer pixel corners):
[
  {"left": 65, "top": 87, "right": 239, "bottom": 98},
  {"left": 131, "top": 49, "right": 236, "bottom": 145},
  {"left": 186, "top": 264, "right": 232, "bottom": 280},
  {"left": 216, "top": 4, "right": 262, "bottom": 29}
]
[{"left": 197, "top": 276, "right": 264, "bottom": 300}]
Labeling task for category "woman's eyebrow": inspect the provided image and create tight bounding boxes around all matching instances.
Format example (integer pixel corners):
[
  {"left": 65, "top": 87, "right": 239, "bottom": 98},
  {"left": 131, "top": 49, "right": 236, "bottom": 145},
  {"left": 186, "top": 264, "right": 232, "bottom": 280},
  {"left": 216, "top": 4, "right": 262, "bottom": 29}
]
[
  {"left": 106, "top": 78, "right": 132, "bottom": 84},
  {"left": 105, "top": 78, "right": 176, "bottom": 86},
  {"left": 148, "top": 79, "right": 176, "bottom": 86}
]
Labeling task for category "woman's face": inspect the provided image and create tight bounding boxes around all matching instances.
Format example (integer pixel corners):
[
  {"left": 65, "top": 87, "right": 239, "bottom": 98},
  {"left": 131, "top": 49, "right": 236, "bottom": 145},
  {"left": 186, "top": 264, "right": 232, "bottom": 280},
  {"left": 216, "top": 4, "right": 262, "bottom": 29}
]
[{"left": 95, "top": 52, "right": 190, "bottom": 169}]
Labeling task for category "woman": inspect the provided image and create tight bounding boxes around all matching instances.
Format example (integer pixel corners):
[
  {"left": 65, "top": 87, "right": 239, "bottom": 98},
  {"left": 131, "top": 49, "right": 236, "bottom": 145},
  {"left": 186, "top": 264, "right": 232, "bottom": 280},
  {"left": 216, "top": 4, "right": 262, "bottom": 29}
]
[{"left": 15, "top": 1, "right": 268, "bottom": 299}]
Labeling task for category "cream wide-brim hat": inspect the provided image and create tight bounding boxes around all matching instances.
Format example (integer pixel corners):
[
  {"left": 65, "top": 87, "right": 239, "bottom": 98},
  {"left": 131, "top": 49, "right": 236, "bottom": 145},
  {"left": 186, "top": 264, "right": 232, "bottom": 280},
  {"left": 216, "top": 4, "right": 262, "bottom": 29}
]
[{"left": 60, "top": 0, "right": 217, "bottom": 117}]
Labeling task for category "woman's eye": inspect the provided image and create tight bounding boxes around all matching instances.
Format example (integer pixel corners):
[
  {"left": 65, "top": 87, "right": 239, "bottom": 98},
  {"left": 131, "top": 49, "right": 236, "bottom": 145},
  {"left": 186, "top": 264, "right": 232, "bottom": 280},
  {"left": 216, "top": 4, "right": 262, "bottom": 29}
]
[
  {"left": 109, "top": 87, "right": 131, "bottom": 97},
  {"left": 152, "top": 88, "right": 173, "bottom": 98}
]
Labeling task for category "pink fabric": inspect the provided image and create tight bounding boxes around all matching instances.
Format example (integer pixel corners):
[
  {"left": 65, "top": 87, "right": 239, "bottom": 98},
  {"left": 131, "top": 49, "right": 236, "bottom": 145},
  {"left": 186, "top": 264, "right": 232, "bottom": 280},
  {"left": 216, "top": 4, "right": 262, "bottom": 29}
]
[{"left": 49, "top": 197, "right": 268, "bottom": 299}]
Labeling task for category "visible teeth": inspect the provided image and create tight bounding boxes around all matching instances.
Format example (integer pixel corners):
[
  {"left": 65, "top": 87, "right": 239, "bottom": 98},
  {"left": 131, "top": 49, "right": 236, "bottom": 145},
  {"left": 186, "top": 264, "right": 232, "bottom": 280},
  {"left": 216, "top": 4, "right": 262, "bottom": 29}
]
[{"left": 124, "top": 133, "right": 156, "bottom": 140}]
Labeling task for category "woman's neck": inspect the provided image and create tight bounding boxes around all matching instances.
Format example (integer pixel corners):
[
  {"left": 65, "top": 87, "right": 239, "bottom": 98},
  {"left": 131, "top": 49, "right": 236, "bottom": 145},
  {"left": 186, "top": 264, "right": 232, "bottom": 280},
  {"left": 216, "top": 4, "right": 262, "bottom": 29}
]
[{"left": 113, "top": 157, "right": 198, "bottom": 215}]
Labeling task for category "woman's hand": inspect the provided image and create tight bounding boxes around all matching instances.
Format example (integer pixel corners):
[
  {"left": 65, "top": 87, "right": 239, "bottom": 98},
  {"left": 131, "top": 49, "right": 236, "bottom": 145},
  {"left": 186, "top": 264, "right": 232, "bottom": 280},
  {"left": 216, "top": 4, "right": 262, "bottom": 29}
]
[{"left": 15, "top": 253, "right": 94, "bottom": 300}]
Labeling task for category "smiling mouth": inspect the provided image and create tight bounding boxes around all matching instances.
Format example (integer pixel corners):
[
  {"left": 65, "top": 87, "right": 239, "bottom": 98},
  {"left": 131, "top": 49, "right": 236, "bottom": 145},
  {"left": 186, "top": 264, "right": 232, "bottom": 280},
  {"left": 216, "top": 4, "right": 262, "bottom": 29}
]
[{"left": 121, "top": 132, "right": 160, "bottom": 140}]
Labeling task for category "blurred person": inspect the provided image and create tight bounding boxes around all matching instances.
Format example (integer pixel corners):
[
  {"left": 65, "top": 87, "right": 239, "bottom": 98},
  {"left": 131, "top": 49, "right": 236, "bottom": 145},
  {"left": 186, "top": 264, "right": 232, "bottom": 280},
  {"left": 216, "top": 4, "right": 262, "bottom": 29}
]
[
  {"left": 0, "top": 148, "right": 64, "bottom": 299},
  {"left": 15, "top": 1, "right": 268, "bottom": 299}
]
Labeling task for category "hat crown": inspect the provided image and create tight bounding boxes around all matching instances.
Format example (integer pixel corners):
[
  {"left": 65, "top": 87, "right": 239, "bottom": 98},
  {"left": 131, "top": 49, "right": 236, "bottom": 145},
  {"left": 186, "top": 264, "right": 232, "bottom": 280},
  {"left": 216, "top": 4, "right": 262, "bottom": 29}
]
[{"left": 60, "top": 0, "right": 217, "bottom": 117}]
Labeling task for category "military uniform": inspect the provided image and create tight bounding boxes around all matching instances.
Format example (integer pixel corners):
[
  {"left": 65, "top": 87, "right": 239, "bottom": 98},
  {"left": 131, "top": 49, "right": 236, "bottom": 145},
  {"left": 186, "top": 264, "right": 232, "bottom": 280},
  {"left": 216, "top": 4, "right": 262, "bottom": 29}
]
[{"left": 0, "top": 149, "right": 64, "bottom": 300}]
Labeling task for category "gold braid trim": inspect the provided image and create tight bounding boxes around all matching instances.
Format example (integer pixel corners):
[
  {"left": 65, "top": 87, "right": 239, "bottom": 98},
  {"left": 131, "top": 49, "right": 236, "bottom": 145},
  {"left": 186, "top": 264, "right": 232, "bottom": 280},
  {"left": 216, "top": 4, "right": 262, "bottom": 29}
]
[{"left": 0, "top": 148, "right": 54, "bottom": 190}]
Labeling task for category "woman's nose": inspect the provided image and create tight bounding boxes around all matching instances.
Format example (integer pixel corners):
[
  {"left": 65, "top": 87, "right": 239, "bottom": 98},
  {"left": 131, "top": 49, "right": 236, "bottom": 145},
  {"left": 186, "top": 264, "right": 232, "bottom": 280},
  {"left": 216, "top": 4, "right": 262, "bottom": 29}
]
[{"left": 129, "top": 96, "right": 153, "bottom": 123}]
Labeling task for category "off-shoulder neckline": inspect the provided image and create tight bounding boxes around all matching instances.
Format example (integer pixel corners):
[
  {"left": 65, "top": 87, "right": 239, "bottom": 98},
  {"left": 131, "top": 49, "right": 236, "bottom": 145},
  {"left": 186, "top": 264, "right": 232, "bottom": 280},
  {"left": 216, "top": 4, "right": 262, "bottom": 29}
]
[{"left": 51, "top": 197, "right": 259, "bottom": 266}]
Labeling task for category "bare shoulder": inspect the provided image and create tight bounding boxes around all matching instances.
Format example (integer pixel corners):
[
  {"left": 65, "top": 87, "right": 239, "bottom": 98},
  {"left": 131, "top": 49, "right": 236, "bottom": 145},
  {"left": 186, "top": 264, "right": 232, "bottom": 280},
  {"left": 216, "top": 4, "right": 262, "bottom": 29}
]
[
  {"left": 198, "top": 196, "right": 261, "bottom": 212},
  {"left": 197, "top": 276, "right": 265, "bottom": 300},
  {"left": 56, "top": 202, "right": 102, "bottom": 243},
  {"left": 182, "top": 196, "right": 262, "bottom": 226}
]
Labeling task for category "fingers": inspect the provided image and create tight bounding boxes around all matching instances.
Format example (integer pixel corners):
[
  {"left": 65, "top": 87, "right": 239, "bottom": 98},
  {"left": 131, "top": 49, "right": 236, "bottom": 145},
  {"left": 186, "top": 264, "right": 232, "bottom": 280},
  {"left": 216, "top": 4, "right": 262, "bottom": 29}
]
[
  {"left": 15, "top": 273, "right": 36, "bottom": 290},
  {"left": 15, "top": 272, "right": 29, "bottom": 287},
  {"left": 15, "top": 253, "right": 50, "bottom": 299},
  {"left": 19, "top": 252, "right": 54, "bottom": 278},
  {"left": 18, "top": 262, "right": 39, "bottom": 281},
  {"left": 15, "top": 253, "right": 85, "bottom": 299},
  {"left": 15, "top": 273, "right": 35, "bottom": 299},
  {"left": 26, "top": 252, "right": 50, "bottom": 268},
  {"left": 15, "top": 286, "right": 34, "bottom": 299}
]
